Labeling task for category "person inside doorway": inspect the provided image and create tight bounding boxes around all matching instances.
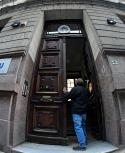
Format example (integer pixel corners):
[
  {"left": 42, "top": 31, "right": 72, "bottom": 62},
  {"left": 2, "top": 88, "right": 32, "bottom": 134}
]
[{"left": 63, "top": 78, "right": 89, "bottom": 151}]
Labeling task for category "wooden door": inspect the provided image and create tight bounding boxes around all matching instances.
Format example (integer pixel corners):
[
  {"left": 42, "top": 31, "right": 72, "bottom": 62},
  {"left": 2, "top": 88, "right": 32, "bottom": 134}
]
[{"left": 27, "top": 37, "right": 68, "bottom": 145}]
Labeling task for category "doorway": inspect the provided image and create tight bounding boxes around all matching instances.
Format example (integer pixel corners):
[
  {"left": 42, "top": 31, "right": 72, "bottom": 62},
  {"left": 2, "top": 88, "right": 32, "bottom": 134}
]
[
  {"left": 65, "top": 36, "right": 104, "bottom": 141},
  {"left": 27, "top": 20, "right": 105, "bottom": 145}
]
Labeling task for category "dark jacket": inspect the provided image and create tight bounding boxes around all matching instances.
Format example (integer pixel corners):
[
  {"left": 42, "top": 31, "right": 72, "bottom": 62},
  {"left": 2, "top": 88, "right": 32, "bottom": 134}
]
[{"left": 64, "top": 85, "right": 89, "bottom": 114}]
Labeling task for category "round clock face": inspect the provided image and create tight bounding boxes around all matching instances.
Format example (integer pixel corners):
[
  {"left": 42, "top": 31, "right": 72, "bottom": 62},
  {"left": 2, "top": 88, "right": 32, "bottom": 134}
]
[{"left": 58, "top": 25, "right": 71, "bottom": 33}]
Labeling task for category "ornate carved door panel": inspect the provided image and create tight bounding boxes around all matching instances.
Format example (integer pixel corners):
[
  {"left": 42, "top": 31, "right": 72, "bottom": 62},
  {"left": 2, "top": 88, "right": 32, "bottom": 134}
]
[{"left": 28, "top": 37, "right": 67, "bottom": 145}]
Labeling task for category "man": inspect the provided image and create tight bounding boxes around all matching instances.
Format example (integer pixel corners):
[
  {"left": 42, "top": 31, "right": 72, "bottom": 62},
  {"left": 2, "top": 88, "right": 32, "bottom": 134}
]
[{"left": 63, "top": 78, "right": 89, "bottom": 151}]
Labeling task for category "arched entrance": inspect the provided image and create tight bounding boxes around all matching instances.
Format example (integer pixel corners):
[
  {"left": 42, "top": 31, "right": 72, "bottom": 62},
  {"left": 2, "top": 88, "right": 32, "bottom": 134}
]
[{"left": 27, "top": 19, "right": 105, "bottom": 145}]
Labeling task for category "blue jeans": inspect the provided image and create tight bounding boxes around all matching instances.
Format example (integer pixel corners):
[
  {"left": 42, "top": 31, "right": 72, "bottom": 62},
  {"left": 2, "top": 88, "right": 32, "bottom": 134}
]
[{"left": 72, "top": 114, "right": 87, "bottom": 147}]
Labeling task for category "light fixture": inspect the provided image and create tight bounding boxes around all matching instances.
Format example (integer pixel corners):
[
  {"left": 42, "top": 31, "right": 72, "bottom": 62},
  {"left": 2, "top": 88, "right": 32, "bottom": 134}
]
[
  {"left": 20, "top": 21, "right": 27, "bottom": 27},
  {"left": 11, "top": 21, "right": 21, "bottom": 28},
  {"left": 107, "top": 18, "right": 116, "bottom": 25},
  {"left": 22, "top": 80, "right": 28, "bottom": 97},
  {"left": 11, "top": 20, "right": 27, "bottom": 28},
  {"left": 88, "top": 82, "right": 93, "bottom": 93}
]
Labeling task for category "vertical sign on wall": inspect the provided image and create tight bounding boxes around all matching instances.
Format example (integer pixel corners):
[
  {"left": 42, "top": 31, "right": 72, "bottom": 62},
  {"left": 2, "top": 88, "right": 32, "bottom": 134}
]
[{"left": 0, "top": 58, "right": 12, "bottom": 74}]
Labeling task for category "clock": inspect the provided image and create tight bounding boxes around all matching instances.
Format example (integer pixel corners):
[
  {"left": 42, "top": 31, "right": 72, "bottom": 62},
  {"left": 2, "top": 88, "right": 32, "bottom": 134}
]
[{"left": 58, "top": 25, "right": 71, "bottom": 33}]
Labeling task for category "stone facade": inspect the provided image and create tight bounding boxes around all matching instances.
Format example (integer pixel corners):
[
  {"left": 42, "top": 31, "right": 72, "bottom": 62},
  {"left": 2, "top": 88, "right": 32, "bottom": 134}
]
[{"left": 0, "top": 0, "right": 125, "bottom": 152}]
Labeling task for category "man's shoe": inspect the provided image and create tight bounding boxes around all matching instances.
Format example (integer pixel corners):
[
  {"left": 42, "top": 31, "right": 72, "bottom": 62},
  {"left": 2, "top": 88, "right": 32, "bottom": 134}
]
[{"left": 73, "top": 146, "right": 86, "bottom": 151}]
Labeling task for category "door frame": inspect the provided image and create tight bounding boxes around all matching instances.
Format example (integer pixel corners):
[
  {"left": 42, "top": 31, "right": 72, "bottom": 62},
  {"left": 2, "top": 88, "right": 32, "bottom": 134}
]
[{"left": 26, "top": 31, "right": 105, "bottom": 144}]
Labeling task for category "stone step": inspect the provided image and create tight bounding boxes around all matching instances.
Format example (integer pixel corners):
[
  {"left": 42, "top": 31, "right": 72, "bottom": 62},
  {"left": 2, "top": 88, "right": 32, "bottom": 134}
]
[
  {"left": 12, "top": 140, "right": 118, "bottom": 153},
  {"left": 109, "top": 148, "right": 125, "bottom": 153}
]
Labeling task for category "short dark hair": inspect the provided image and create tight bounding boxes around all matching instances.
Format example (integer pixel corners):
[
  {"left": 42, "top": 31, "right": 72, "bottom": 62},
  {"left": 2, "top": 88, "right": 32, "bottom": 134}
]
[{"left": 75, "top": 78, "right": 84, "bottom": 86}]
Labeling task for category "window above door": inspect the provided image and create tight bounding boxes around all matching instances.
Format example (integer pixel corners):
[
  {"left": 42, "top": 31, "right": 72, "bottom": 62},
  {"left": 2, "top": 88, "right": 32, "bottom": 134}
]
[{"left": 44, "top": 20, "right": 85, "bottom": 36}]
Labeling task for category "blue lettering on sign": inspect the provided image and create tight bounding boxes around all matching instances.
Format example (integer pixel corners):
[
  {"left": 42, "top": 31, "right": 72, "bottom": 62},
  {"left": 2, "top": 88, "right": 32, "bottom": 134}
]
[{"left": 0, "top": 63, "right": 4, "bottom": 69}]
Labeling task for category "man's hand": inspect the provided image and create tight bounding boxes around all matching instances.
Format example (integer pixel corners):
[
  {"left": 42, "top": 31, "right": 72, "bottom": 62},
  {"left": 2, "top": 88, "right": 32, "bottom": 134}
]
[{"left": 63, "top": 87, "right": 67, "bottom": 93}]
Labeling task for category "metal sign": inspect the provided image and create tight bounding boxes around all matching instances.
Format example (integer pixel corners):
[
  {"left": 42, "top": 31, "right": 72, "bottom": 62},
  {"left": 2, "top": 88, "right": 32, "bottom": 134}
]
[{"left": 0, "top": 58, "right": 12, "bottom": 74}]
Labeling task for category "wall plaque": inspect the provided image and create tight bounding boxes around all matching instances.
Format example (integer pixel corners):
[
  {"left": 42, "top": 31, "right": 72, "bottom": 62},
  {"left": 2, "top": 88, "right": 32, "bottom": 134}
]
[{"left": 0, "top": 58, "right": 12, "bottom": 74}]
